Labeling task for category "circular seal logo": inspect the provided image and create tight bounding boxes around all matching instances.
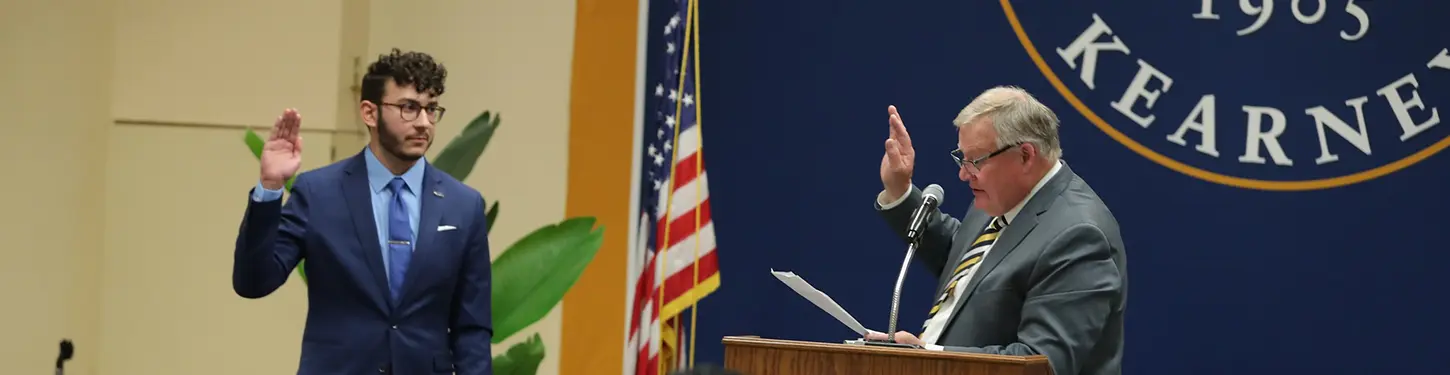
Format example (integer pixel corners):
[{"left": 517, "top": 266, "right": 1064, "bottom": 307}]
[{"left": 1000, "top": 0, "right": 1449, "bottom": 191}]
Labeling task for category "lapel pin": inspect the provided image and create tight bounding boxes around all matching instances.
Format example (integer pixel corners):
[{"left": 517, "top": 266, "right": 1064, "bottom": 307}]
[{"left": 433, "top": 191, "right": 444, "bottom": 198}]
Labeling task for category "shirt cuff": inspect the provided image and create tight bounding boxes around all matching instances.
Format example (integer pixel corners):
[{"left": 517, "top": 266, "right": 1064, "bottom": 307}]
[
  {"left": 251, "top": 181, "right": 284, "bottom": 202},
  {"left": 875, "top": 183, "right": 913, "bottom": 209}
]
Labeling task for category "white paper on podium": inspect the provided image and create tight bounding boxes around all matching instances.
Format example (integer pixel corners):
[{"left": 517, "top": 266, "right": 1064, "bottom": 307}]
[{"left": 771, "top": 269, "right": 877, "bottom": 336}]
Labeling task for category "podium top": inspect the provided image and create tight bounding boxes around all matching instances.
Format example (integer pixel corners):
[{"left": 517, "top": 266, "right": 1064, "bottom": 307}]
[{"left": 721, "top": 336, "right": 1050, "bottom": 365}]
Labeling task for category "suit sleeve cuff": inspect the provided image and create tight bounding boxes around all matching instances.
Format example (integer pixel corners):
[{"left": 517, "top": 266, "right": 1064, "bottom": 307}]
[
  {"left": 251, "top": 181, "right": 284, "bottom": 202},
  {"left": 924, "top": 344, "right": 944, "bottom": 351},
  {"left": 875, "top": 182, "right": 914, "bottom": 209}
]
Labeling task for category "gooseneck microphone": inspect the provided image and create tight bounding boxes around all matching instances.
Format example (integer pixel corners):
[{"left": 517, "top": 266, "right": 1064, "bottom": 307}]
[
  {"left": 905, "top": 184, "right": 945, "bottom": 242},
  {"left": 56, "top": 339, "right": 73, "bottom": 375},
  {"left": 865, "top": 184, "right": 944, "bottom": 349}
]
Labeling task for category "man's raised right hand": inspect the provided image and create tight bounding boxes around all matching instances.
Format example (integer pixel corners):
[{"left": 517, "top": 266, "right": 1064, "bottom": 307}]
[
  {"left": 259, "top": 108, "right": 304, "bottom": 190},
  {"left": 879, "top": 105, "right": 915, "bottom": 201}
]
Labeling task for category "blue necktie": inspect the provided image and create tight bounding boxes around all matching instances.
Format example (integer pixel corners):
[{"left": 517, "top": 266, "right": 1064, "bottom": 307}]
[{"left": 386, "top": 178, "right": 413, "bottom": 302}]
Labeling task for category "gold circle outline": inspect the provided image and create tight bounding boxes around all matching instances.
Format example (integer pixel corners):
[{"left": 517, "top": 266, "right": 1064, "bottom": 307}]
[{"left": 999, "top": 0, "right": 1450, "bottom": 191}]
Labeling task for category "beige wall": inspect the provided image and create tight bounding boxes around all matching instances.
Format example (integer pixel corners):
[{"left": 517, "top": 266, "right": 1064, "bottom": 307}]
[
  {"left": 110, "top": 0, "right": 346, "bottom": 130},
  {"left": 100, "top": 128, "right": 333, "bottom": 374},
  {"left": 0, "top": 1, "right": 112, "bottom": 374},
  {"left": 101, "top": 0, "right": 347, "bottom": 373},
  {"left": 2, "top": 0, "right": 577, "bottom": 374}
]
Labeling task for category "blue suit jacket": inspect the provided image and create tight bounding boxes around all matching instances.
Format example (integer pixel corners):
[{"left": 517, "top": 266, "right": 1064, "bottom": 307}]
[{"left": 233, "top": 150, "right": 493, "bottom": 375}]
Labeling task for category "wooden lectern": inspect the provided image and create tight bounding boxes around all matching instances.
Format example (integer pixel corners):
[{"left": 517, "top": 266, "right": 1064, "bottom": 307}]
[{"left": 721, "top": 336, "right": 1052, "bottom": 375}]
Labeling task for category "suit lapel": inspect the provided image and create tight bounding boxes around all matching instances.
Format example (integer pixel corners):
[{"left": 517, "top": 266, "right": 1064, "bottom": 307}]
[
  {"left": 341, "top": 156, "right": 392, "bottom": 313},
  {"left": 949, "top": 163, "right": 1076, "bottom": 320},
  {"left": 396, "top": 166, "right": 446, "bottom": 307},
  {"left": 954, "top": 212, "right": 1038, "bottom": 313}
]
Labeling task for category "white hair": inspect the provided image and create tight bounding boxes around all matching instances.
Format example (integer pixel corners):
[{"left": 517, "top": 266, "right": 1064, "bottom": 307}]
[{"left": 951, "top": 85, "right": 1062, "bottom": 162}]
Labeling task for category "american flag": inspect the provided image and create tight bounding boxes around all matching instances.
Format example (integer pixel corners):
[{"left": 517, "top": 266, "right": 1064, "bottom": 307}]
[{"left": 625, "top": 0, "right": 720, "bottom": 373}]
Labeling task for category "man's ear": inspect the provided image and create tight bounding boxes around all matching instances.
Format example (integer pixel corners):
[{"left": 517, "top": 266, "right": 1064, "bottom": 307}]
[
  {"left": 359, "top": 101, "right": 378, "bottom": 128},
  {"left": 1019, "top": 143, "right": 1038, "bottom": 165}
]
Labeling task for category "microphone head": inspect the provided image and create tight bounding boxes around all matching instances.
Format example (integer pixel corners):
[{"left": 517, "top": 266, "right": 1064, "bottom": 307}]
[
  {"left": 922, "top": 184, "right": 945, "bottom": 205},
  {"left": 58, "top": 339, "right": 73, "bottom": 361}
]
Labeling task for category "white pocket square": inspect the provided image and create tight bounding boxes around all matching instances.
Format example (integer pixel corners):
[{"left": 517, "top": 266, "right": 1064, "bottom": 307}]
[{"left": 437, "top": 225, "right": 457, "bottom": 232}]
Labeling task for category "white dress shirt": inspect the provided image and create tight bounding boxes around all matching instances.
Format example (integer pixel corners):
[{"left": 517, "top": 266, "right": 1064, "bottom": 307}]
[{"left": 875, "top": 161, "right": 1062, "bottom": 350}]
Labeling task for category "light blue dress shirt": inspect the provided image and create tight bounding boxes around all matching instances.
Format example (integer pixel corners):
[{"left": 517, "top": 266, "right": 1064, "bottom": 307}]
[{"left": 251, "top": 148, "right": 425, "bottom": 279}]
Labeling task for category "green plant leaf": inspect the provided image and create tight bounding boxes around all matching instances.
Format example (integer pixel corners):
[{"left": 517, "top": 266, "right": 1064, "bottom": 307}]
[
  {"left": 491, "top": 333, "right": 545, "bottom": 375},
  {"left": 245, "top": 128, "right": 265, "bottom": 157},
  {"left": 432, "top": 111, "right": 501, "bottom": 181},
  {"left": 490, "top": 216, "right": 605, "bottom": 343},
  {"left": 485, "top": 200, "right": 500, "bottom": 233}
]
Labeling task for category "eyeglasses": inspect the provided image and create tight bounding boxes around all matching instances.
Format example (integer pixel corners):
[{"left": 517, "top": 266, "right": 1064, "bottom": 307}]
[
  {"left": 380, "top": 101, "right": 447, "bottom": 123},
  {"left": 951, "top": 143, "right": 1020, "bottom": 174}
]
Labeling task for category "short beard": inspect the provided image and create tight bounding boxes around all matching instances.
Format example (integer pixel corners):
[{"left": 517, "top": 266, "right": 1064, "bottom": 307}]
[{"left": 376, "top": 116, "right": 426, "bottom": 161}]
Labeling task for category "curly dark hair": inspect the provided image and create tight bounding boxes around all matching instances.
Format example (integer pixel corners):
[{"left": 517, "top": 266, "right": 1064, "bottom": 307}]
[{"left": 360, "top": 48, "right": 448, "bottom": 104}]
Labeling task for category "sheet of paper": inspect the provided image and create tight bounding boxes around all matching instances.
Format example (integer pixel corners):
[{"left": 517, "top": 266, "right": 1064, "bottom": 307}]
[{"left": 771, "top": 269, "right": 876, "bottom": 336}]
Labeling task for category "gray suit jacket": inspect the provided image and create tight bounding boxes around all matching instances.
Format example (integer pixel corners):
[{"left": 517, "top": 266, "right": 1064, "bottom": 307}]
[{"left": 876, "top": 162, "right": 1126, "bottom": 375}]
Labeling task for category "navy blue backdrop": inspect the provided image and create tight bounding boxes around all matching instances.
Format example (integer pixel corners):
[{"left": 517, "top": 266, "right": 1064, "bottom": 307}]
[{"left": 642, "top": 0, "right": 1450, "bottom": 373}]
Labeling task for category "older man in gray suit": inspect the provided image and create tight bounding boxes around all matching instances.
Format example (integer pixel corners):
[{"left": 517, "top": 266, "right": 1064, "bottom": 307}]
[{"left": 864, "top": 86, "right": 1127, "bottom": 375}]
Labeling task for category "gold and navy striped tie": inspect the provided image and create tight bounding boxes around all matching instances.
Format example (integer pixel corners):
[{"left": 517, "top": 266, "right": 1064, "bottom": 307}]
[{"left": 926, "top": 216, "right": 1006, "bottom": 320}]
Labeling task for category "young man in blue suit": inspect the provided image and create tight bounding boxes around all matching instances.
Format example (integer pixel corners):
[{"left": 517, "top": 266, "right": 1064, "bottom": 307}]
[{"left": 234, "top": 49, "right": 493, "bottom": 375}]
